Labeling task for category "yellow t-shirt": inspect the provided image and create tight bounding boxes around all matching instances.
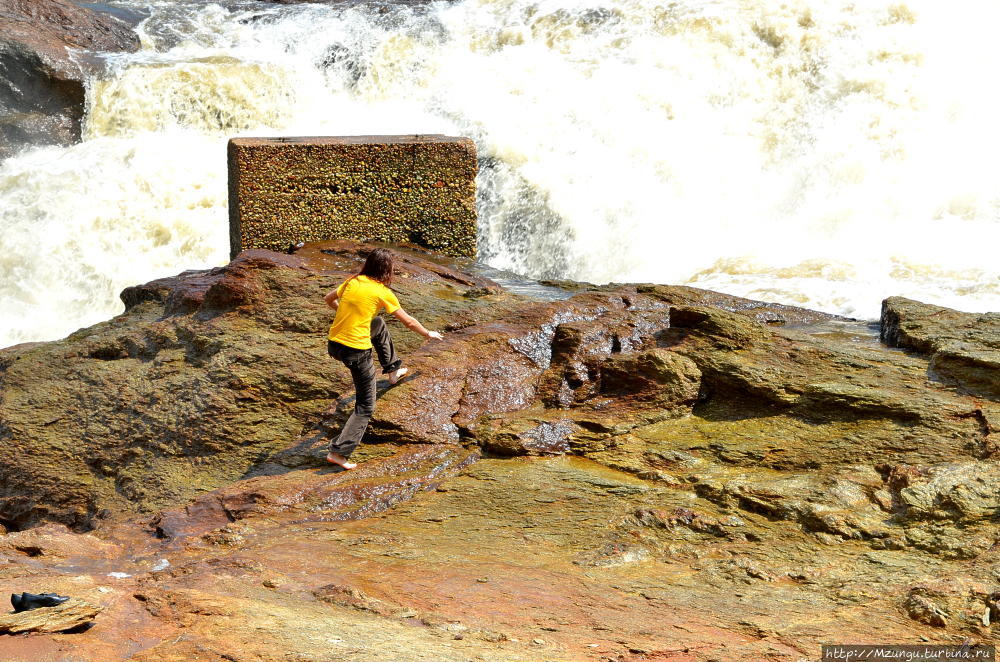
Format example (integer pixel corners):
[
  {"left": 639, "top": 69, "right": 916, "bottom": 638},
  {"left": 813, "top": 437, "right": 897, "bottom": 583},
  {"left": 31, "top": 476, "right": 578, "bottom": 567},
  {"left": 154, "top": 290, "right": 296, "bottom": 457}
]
[{"left": 327, "top": 275, "right": 401, "bottom": 349}]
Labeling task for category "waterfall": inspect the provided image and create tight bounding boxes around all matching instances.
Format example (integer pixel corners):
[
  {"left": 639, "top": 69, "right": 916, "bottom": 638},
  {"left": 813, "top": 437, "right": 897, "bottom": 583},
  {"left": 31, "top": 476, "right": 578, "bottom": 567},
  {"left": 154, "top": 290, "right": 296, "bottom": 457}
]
[{"left": 1, "top": 0, "right": 998, "bottom": 347}]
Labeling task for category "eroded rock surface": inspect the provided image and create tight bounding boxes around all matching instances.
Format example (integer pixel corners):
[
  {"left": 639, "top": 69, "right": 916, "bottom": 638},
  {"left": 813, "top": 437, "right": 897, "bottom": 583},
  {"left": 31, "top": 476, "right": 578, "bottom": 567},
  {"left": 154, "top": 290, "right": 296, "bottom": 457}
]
[
  {"left": 1, "top": 241, "right": 998, "bottom": 659},
  {"left": 0, "top": 0, "right": 139, "bottom": 158},
  {"left": 0, "top": 598, "right": 101, "bottom": 634},
  {"left": 882, "top": 296, "right": 1000, "bottom": 399}
]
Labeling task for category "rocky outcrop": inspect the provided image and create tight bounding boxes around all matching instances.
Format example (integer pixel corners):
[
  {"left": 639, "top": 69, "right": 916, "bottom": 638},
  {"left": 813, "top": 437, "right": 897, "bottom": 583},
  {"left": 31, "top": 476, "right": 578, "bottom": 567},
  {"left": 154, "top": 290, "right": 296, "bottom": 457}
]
[
  {"left": 881, "top": 296, "right": 1000, "bottom": 399},
  {"left": 1, "top": 242, "right": 999, "bottom": 659},
  {"left": 0, "top": 244, "right": 499, "bottom": 530},
  {"left": 0, "top": 241, "right": 842, "bottom": 531},
  {"left": 0, "top": 0, "right": 139, "bottom": 158},
  {"left": 260, "top": 0, "right": 438, "bottom": 4},
  {"left": 151, "top": 444, "right": 477, "bottom": 541},
  {"left": 0, "top": 598, "right": 101, "bottom": 634}
]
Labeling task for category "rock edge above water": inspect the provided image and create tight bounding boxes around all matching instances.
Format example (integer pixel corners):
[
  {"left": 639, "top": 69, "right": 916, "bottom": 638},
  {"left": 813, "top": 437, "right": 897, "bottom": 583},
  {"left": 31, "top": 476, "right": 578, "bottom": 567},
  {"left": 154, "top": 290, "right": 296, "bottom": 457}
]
[
  {"left": 0, "top": 241, "right": 998, "bottom": 660},
  {"left": 0, "top": 0, "right": 139, "bottom": 158}
]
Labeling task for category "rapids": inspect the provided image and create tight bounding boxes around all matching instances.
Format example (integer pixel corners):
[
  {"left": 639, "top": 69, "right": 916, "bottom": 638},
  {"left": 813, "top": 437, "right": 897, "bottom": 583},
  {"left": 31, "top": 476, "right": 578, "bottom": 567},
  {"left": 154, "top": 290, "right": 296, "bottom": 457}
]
[{"left": 1, "top": 0, "right": 998, "bottom": 347}]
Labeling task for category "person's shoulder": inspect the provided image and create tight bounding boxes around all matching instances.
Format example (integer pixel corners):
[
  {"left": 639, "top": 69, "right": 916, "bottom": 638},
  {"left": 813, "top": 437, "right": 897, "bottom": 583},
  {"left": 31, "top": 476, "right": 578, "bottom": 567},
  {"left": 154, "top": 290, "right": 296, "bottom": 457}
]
[
  {"left": 360, "top": 275, "right": 392, "bottom": 292},
  {"left": 373, "top": 279, "right": 398, "bottom": 303}
]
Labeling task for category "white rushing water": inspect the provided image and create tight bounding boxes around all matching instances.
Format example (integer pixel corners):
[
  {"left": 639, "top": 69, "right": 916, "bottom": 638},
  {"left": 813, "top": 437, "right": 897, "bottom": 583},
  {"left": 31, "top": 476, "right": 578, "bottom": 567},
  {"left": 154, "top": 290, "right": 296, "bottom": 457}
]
[{"left": 2, "top": 0, "right": 999, "bottom": 347}]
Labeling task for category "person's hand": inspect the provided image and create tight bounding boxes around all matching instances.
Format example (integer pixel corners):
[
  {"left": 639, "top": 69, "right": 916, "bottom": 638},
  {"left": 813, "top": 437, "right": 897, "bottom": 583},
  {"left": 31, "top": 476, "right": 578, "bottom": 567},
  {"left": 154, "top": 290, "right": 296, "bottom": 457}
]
[{"left": 427, "top": 331, "right": 443, "bottom": 340}]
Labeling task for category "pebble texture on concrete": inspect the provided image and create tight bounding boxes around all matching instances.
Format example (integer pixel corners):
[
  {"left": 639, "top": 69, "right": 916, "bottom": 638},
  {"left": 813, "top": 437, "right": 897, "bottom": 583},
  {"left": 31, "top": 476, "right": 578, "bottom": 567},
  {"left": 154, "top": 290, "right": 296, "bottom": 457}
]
[{"left": 228, "top": 135, "right": 477, "bottom": 258}]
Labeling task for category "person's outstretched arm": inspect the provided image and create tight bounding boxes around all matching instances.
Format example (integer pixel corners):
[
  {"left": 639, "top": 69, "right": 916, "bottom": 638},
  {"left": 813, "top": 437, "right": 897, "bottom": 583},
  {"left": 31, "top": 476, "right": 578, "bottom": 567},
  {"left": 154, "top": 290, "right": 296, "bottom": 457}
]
[{"left": 392, "top": 308, "right": 442, "bottom": 340}]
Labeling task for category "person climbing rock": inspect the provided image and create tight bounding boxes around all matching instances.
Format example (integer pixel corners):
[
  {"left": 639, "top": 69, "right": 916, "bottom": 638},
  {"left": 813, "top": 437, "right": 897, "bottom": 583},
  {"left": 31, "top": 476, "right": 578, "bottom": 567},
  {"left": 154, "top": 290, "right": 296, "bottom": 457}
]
[{"left": 323, "top": 248, "right": 442, "bottom": 470}]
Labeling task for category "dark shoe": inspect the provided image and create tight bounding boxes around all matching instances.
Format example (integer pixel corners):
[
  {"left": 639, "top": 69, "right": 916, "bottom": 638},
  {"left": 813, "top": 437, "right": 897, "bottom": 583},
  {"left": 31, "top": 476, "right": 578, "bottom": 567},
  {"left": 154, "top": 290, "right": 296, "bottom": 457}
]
[{"left": 11, "top": 592, "right": 69, "bottom": 612}]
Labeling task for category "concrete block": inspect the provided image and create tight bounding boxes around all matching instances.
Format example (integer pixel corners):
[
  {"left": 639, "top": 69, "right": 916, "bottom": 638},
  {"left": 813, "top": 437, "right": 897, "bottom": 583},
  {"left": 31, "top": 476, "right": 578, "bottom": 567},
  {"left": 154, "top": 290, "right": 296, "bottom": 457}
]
[{"left": 227, "top": 135, "right": 477, "bottom": 258}]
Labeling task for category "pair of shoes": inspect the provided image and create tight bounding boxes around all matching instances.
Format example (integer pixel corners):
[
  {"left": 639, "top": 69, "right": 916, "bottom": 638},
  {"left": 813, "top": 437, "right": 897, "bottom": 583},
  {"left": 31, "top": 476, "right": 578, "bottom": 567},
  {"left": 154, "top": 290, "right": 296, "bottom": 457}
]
[
  {"left": 388, "top": 367, "right": 408, "bottom": 385},
  {"left": 11, "top": 592, "right": 69, "bottom": 612},
  {"left": 325, "top": 452, "right": 357, "bottom": 470}
]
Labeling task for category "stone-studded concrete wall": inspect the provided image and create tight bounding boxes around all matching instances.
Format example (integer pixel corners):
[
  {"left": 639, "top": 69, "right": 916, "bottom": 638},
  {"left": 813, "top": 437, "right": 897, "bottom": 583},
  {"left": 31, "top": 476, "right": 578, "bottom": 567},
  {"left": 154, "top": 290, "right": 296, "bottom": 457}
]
[{"left": 228, "top": 135, "right": 477, "bottom": 258}]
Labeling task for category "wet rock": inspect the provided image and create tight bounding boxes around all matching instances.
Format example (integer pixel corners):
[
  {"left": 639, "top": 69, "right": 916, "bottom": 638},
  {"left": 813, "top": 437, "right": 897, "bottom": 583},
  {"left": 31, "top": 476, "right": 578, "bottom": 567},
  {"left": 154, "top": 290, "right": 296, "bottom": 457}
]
[
  {"left": 599, "top": 348, "right": 701, "bottom": 408},
  {"left": 667, "top": 305, "right": 769, "bottom": 350},
  {"left": 3, "top": 242, "right": 1000, "bottom": 657},
  {"left": 474, "top": 418, "right": 575, "bottom": 456},
  {"left": 880, "top": 297, "right": 988, "bottom": 353},
  {"left": 534, "top": 306, "right": 673, "bottom": 408},
  {"left": 636, "top": 284, "right": 842, "bottom": 326},
  {"left": 896, "top": 462, "right": 1000, "bottom": 523},
  {"left": 4, "top": 240, "right": 992, "bottom": 539},
  {"left": 0, "top": 0, "right": 139, "bottom": 158},
  {"left": 0, "top": 453, "right": 986, "bottom": 659},
  {"left": 0, "top": 523, "right": 119, "bottom": 561},
  {"left": 0, "top": 597, "right": 101, "bottom": 633},
  {"left": 674, "top": 313, "right": 971, "bottom": 426},
  {"left": 370, "top": 292, "right": 674, "bottom": 444},
  {"left": 881, "top": 297, "right": 1000, "bottom": 398},
  {"left": 152, "top": 445, "right": 477, "bottom": 541},
  {"left": 0, "top": 243, "right": 501, "bottom": 529}
]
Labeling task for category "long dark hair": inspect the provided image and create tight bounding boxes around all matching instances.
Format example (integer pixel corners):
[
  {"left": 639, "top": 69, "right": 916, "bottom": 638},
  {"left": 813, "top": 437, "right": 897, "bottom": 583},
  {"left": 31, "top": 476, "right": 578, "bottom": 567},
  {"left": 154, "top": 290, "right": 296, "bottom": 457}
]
[{"left": 353, "top": 248, "right": 394, "bottom": 287}]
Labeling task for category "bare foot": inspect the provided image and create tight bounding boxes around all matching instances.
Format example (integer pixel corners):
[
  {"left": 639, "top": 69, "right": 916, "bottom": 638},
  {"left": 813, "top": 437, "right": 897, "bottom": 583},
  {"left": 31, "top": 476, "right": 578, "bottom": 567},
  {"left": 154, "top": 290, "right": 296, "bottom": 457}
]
[
  {"left": 388, "top": 367, "right": 409, "bottom": 385},
  {"left": 326, "top": 452, "right": 357, "bottom": 470}
]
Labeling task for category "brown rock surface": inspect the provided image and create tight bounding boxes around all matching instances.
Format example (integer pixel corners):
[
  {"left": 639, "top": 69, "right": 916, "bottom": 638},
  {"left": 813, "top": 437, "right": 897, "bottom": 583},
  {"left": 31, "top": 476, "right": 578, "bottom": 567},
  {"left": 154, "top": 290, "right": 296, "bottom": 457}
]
[
  {"left": 0, "top": 598, "right": 101, "bottom": 634},
  {"left": 0, "top": 0, "right": 139, "bottom": 157},
  {"left": 0, "top": 241, "right": 998, "bottom": 659},
  {"left": 881, "top": 296, "right": 1000, "bottom": 398}
]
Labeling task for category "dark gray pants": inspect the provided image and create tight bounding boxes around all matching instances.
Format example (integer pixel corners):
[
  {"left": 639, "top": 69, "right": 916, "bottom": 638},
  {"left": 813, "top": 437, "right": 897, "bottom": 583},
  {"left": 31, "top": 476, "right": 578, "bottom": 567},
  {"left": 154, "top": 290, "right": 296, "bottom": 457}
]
[{"left": 327, "top": 316, "right": 402, "bottom": 458}]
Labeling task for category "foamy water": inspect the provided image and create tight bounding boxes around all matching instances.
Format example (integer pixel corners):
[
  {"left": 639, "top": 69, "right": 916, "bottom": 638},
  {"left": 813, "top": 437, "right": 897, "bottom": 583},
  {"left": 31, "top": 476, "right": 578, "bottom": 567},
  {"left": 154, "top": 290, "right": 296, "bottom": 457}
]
[{"left": 1, "top": 0, "right": 998, "bottom": 347}]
